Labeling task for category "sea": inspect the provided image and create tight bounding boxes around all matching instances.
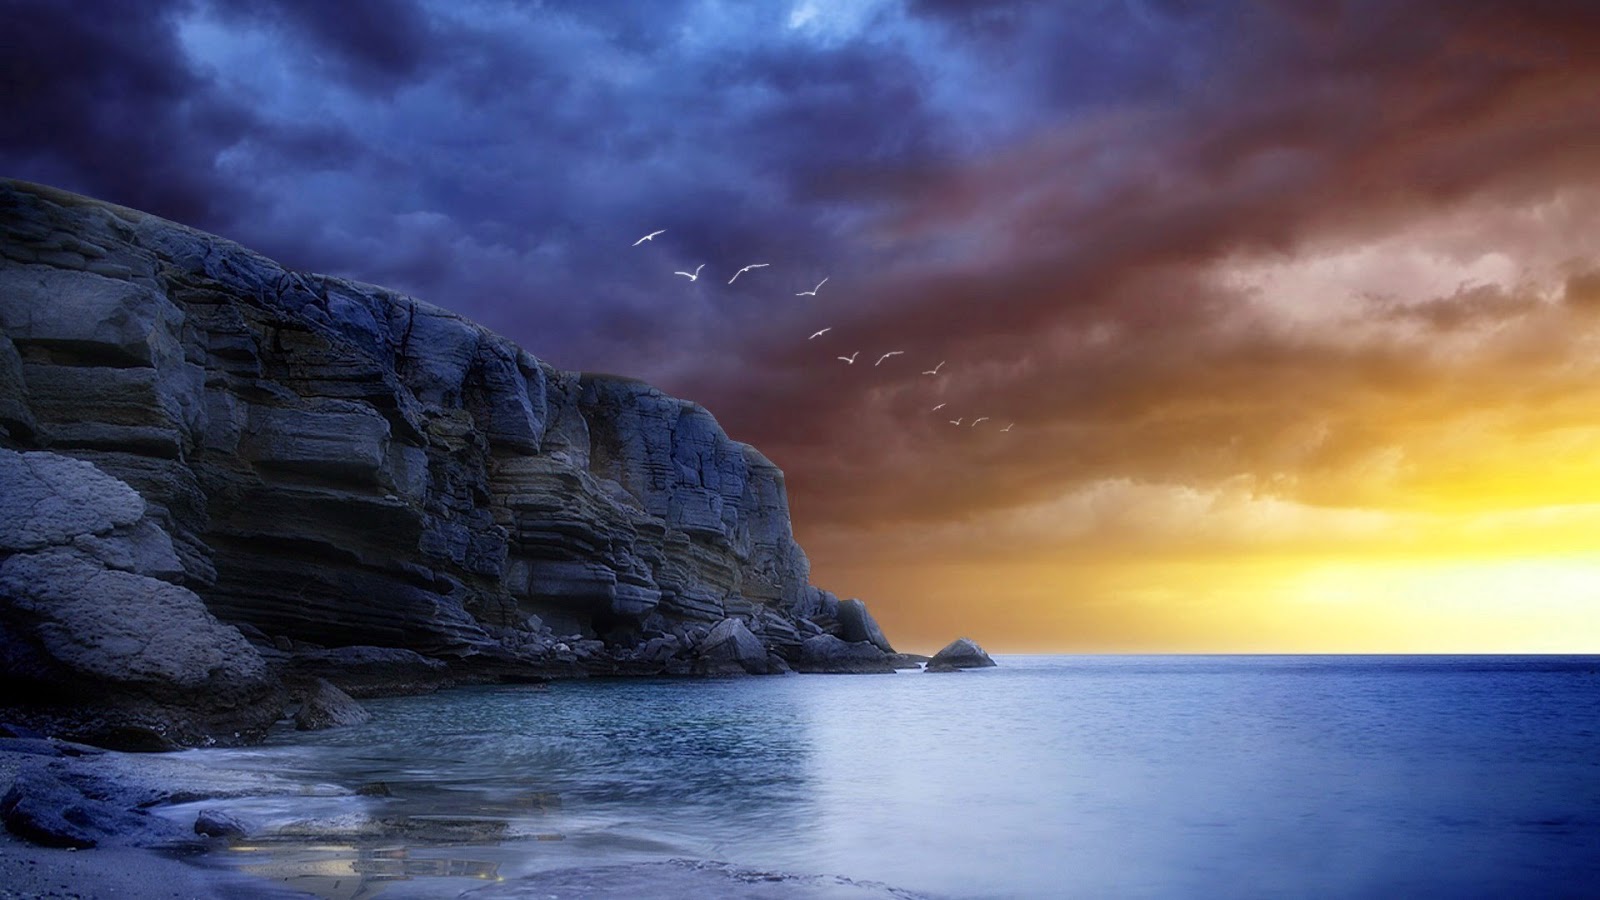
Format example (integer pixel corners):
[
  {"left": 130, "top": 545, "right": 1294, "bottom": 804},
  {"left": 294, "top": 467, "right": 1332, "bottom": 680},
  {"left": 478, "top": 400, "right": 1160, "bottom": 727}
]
[{"left": 164, "top": 656, "right": 1600, "bottom": 898}]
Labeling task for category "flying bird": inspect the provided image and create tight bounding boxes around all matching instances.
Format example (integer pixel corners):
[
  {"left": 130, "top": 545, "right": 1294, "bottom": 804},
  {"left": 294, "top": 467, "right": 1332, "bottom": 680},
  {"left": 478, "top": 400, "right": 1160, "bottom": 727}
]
[
  {"left": 728, "top": 263, "right": 770, "bottom": 284},
  {"left": 838, "top": 351, "right": 860, "bottom": 364},
  {"left": 809, "top": 327, "right": 832, "bottom": 340},
  {"left": 949, "top": 418, "right": 963, "bottom": 426},
  {"left": 922, "top": 361, "right": 945, "bottom": 376},
  {"left": 1001, "top": 423, "right": 1014, "bottom": 432},
  {"left": 874, "top": 351, "right": 904, "bottom": 366},
  {"left": 796, "top": 278, "right": 829, "bottom": 297},
  {"left": 931, "top": 403, "right": 947, "bottom": 412},
  {"left": 971, "top": 417, "right": 990, "bottom": 426},
  {"left": 633, "top": 230, "right": 665, "bottom": 246},
  {"left": 673, "top": 264, "right": 705, "bottom": 281}
]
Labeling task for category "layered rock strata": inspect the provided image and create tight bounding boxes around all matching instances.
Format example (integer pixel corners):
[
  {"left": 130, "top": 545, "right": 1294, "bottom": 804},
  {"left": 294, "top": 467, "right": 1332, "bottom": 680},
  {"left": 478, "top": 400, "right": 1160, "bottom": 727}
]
[{"left": 0, "top": 179, "right": 898, "bottom": 746}]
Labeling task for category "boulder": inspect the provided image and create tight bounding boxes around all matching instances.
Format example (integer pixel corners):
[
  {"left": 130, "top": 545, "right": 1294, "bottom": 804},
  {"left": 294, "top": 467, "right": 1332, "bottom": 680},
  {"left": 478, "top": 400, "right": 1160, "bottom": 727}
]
[
  {"left": 0, "top": 449, "right": 283, "bottom": 748},
  {"left": 0, "top": 449, "right": 146, "bottom": 554},
  {"left": 0, "top": 762, "right": 180, "bottom": 849},
  {"left": 193, "top": 809, "right": 248, "bottom": 839},
  {"left": 695, "top": 617, "right": 774, "bottom": 675},
  {"left": 796, "top": 634, "right": 894, "bottom": 675},
  {"left": 836, "top": 598, "right": 894, "bottom": 653},
  {"left": 925, "top": 637, "right": 997, "bottom": 672},
  {"left": 293, "top": 678, "right": 372, "bottom": 731}
]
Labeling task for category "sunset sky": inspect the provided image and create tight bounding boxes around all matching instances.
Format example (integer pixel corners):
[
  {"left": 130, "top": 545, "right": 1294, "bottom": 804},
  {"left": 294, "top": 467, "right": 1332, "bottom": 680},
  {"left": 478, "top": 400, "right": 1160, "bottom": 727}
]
[{"left": 7, "top": 1, "right": 1600, "bottom": 652}]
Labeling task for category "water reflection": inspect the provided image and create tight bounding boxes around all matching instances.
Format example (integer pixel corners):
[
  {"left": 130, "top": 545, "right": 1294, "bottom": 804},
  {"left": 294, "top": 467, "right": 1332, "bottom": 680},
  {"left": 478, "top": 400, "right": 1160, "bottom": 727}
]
[
  {"left": 197, "top": 677, "right": 822, "bottom": 897},
  {"left": 182, "top": 659, "right": 1600, "bottom": 899},
  {"left": 236, "top": 844, "right": 502, "bottom": 899}
]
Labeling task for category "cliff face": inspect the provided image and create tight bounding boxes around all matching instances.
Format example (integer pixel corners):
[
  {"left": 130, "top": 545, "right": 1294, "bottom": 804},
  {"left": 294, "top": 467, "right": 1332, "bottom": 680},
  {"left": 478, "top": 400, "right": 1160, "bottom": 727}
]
[{"left": 0, "top": 179, "right": 891, "bottom": 746}]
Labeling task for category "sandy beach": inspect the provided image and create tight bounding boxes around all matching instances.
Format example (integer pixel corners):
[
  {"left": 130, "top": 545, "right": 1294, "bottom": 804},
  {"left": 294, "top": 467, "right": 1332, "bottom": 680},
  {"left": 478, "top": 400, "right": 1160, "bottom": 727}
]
[{"left": 0, "top": 831, "right": 314, "bottom": 900}]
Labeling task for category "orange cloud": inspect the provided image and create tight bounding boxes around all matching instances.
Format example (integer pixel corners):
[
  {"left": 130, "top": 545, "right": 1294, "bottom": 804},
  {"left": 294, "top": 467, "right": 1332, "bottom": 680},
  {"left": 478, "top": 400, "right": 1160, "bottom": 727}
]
[{"left": 662, "top": 4, "right": 1600, "bottom": 651}]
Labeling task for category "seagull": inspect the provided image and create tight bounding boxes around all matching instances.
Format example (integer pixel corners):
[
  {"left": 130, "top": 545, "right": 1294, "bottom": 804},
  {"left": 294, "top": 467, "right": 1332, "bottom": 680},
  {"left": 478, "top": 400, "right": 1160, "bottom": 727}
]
[
  {"left": 922, "top": 361, "right": 945, "bottom": 376},
  {"left": 874, "top": 351, "right": 904, "bottom": 366},
  {"left": 796, "top": 277, "right": 829, "bottom": 297},
  {"left": 633, "top": 229, "right": 665, "bottom": 246},
  {"left": 673, "top": 264, "right": 705, "bottom": 281},
  {"left": 949, "top": 418, "right": 963, "bottom": 426},
  {"left": 931, "top": 403, "right": 947, "bottom": 412},
  {"left": 728, "top": 263, "right": 770, "bottom": 284},
  {"left": 971, "top": 417, "right": 990, "bottom": 426},
  {"left": 838, "top": 351, "right": 860, "bottom": 364},
  {"left": 809, "top": 327, "right": 832, "bottom": 340},
  {"left": 1001, "top": 423, "right": 1013, "bottom": 432}
]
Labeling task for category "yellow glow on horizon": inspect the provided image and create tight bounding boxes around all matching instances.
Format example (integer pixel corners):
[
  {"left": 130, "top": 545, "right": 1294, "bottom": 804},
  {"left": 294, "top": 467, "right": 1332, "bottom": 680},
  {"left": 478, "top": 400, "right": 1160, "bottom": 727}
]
[
  {"left": 823, "top": 552, "right": 1600, "bottom": 656},
  {"left": 799, "top": 199, "right": 1600, "bottom": 656},
  {"left": 1280, "top": 557, "right": 1600, "bottom": 652}
]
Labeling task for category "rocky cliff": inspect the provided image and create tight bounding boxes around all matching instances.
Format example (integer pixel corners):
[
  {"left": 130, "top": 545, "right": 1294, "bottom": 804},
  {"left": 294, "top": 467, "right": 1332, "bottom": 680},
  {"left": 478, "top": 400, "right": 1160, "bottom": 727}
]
[{"left": 0, "top": 179, "right": 898, "bottom": 748}]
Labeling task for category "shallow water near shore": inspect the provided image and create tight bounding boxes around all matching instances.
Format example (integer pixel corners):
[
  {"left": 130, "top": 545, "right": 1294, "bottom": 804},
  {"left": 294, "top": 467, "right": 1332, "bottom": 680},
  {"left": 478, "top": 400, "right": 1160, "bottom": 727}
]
[{"left": 162, "top": 656, "right": 1600, "bottom": 898}]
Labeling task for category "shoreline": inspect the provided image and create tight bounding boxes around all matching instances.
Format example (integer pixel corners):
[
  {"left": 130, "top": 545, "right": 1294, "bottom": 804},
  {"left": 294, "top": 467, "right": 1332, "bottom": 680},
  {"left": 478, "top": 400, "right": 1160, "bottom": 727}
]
[
  {"left": 1, "top": 670, "right": 958, "bottom": 900},
  {"left": 0, "top": 831, "right": 314, "bottom": 900}
]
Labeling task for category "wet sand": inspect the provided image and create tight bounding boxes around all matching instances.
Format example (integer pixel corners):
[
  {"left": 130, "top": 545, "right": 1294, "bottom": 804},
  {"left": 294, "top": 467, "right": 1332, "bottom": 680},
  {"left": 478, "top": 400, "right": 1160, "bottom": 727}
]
[{"left": 0, "top": 830, "right": 312, "bottom": 900}]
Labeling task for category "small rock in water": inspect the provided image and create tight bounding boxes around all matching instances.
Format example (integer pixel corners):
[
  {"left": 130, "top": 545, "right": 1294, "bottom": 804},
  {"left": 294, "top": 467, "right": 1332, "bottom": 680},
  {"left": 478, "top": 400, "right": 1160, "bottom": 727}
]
[
  {"left": 924, "top": 637, "right": 997, "bottom": 672},
  {"left": 194, "top": 809, "right": 247, "bottom": 839},
  {"left": 355, "top": 781, "right": 393, "bottom": 797},
  {"left": 294, "top": 678, "right": 372, "bottom": 731}
]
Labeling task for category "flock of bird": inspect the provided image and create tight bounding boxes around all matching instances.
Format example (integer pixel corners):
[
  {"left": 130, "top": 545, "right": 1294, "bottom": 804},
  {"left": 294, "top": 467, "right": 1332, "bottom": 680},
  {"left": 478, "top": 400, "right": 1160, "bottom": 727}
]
[{"left": 635, "top": 230, "right": 1015, "bottom": 432}]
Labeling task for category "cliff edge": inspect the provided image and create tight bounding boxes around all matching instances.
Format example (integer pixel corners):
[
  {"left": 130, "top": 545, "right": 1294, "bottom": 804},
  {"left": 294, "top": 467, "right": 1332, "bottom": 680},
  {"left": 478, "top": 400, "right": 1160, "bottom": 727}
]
[{"left": 0, "top": 179, "right": 895, "bottom": 748}]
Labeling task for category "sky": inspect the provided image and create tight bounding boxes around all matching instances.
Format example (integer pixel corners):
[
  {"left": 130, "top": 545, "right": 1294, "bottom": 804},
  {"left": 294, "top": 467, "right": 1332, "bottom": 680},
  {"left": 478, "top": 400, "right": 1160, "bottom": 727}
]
[{"left": 6, "top": 1, "right": 1600, "bottom": 653}]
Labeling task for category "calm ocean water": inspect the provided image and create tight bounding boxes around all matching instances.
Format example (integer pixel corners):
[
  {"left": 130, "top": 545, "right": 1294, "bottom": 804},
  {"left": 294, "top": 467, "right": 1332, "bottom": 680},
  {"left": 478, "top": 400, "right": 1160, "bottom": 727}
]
[{"left": 172, "top": 656, "right": 1600, "bottom": 898}]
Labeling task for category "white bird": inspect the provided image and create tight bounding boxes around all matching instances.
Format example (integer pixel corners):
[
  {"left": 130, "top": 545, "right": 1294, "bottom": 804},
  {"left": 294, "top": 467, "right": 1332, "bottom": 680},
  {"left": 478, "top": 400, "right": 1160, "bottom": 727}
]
[
  {"left": 838, "top": 351, "right": 859, "bottom": 364},
  {"left": 1001, "top": 423, "right": 1014, "bottom": 432},
  {"left": 796, "top": 277, "right": 829, "bottom": 297},
  {"left": 633, "top": 229, "right": 665, "bottom": 246},
  {"left": 971, "top": 417, "right": 990, "bottom": 426},
  {"left": 949, "top": 418, "right": 963, "bottom": 426},
  {"left": 809, "top": 327, "right": 832, "bottom": 340},
  {"left": 931, "top": 403, "right": 947, "bottom": 412},
  {"left": 728, "top": 263, "right": 770, "bottom": 284},
  {"left": 922, "top": 361, "right": 945, "bottom": 376},
  {"left": 674, "top": 264, "right": 705, "bottom": 281},
  {"left": 874, "top": 351, "right": 904, "bottom": 366}
]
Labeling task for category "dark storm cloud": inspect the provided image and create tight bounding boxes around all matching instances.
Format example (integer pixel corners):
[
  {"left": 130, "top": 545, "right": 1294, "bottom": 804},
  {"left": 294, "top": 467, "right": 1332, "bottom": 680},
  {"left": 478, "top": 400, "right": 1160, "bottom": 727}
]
[
  {"left": 673, "top": 0, "right": 1600, "bottom": 534},
  {"left": 0, "top": 0, "right": 251, "bottom": 226},
  {"left": 207, "top": 0, "right": 439, "bottom": 90},
  {"left": 151, "top": 1, "right": 965, "bottom": 376},
  {"left": 6, "top": 0, "right": 1600, "bottom": 547},
  {"left": 2, "top": 1, "right": 963, "bottom": 374}
]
